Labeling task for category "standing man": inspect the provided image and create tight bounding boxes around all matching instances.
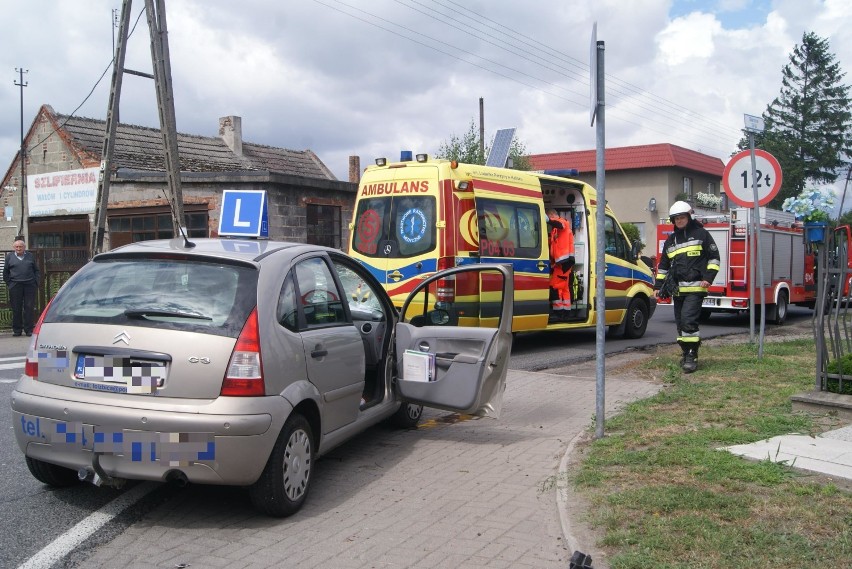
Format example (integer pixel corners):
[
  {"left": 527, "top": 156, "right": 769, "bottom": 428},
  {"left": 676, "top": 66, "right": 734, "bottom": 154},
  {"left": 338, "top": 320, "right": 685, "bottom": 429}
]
[
  {"left": 655, "top": 202, "right": 720, "bottom": 373},
  {"left": 4, "top": 238, "right": 40, "bottom": 337},
  {"left": 547, "top": 208, "right": 575, "bottom": 318}
]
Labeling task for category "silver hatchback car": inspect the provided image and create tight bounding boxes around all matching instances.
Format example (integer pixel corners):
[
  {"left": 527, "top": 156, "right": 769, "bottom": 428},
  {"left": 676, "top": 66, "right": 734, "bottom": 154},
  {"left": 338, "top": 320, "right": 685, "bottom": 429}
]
[{"left": 11, "top": 239, "right": 513, "bottom": 516}]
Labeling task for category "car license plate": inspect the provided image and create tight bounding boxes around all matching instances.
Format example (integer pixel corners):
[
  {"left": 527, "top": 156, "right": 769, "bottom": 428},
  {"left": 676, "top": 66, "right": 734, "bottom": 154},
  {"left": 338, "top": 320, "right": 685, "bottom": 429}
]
[
  {"left": 702, "top": 298, "right": 717, "bottom": 307},
  {"left": 74, "top": 354, "right": 166, "bottom": 394}
]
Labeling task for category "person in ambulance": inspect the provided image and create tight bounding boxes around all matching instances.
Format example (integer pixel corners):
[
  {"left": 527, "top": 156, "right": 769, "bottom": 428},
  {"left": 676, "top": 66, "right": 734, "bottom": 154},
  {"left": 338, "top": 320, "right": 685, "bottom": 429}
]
[
  {"left": 546, "top": 208, "right": 575, "bottom": 321},
  {"left": 655, "top": 201, "right": 720, "bottom": 373}
]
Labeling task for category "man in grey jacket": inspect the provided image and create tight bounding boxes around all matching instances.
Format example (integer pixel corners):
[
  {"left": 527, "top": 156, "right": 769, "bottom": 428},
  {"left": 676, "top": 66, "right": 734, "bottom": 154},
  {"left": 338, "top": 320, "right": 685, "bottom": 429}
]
[{"left": 3, "top": 239, "right": 40, "bottom": 336}]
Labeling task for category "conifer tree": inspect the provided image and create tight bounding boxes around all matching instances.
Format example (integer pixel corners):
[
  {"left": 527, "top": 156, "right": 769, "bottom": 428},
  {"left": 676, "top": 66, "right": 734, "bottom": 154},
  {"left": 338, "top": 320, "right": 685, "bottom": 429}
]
[{"left": 756, "top": 32, "right": 852, "bottom": 207}]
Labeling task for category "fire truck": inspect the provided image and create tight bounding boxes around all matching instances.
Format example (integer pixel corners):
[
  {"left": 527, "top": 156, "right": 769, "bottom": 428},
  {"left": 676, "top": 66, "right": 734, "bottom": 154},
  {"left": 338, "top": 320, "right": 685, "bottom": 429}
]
[{"left": 655, "top": 207, "right": 843, "bottom": 324}]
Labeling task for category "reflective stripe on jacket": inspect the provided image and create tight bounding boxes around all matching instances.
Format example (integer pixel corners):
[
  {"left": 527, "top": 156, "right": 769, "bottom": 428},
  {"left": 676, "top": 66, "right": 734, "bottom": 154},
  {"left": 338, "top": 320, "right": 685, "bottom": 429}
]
[{"left": 655, "top": 219, "right": 720, "bottom": 295}]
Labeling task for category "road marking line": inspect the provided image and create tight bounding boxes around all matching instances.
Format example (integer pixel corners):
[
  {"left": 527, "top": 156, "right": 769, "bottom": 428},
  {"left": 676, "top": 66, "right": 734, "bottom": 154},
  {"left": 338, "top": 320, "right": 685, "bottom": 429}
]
[
  {"left": 0, "top": 356, "right": 25, "bottom": 362},
  {"left": 0, "top": 362, "right": 24, "bottom": 370},
  {"left": 1, "top": 379, "right": 18, "bottom": 384},
  {"left": 18, "top": 481, "right": 157, "bottom": 569}
]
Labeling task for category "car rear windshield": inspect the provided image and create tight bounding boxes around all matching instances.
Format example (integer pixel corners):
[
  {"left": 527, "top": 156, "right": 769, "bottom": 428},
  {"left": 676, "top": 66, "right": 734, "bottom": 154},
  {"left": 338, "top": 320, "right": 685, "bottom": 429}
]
[{"left": 45, "top": 257, "right": 258, "bottom": 338}]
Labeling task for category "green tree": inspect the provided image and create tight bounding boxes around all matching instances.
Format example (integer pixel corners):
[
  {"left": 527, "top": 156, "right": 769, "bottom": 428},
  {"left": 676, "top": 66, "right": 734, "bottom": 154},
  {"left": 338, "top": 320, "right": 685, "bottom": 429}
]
[
  {"left": 621, "top": 222, "right": 643, "bottom": 250},
  {"left": 435, "top": 119, "right": 531, "bottom": 170},
  {"left": 746, "top": 32, "right": 852, "bottom": 208}
]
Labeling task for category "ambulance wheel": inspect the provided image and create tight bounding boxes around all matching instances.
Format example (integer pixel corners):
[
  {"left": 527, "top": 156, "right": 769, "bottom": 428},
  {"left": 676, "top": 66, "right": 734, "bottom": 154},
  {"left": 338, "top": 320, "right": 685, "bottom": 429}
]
[
  {"left": 623, "top": 298, "right": 649, "bottom": 339},
  {"left": 25, "top": 457, "right": 80, "bottom": 487}
]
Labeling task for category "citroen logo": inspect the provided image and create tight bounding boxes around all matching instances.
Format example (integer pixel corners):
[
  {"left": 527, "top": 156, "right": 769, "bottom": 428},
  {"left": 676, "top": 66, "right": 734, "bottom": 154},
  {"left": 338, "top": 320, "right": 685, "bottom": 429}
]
[{"left": 113, "top": 331, "right": 131, "bottom": 345}]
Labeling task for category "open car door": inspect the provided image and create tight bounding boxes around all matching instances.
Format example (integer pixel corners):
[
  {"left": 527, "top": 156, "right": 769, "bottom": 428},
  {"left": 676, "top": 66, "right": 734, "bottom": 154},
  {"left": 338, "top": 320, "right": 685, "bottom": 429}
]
[{"left": 394, "top": 264, "right": 513, "bottom": 418}]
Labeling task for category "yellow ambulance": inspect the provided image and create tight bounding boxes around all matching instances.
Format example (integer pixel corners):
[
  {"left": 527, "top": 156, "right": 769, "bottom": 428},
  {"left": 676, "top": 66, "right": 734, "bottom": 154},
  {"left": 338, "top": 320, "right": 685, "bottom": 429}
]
[{"left": 347, "top": 154, "right": 656, "bottom": 337}]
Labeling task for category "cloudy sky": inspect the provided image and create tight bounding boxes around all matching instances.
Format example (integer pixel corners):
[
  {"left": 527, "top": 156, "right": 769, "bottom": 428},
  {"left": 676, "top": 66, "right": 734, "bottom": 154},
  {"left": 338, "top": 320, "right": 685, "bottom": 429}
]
[{"left": 1, "top": 0, "right": 850, "bottom": 191}]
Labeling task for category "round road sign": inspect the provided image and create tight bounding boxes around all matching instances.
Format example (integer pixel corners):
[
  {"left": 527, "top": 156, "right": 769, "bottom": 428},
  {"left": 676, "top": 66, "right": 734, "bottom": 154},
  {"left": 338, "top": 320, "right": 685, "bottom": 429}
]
[{"left": 722, "top": 149, "right": 783, "bottom": 207}]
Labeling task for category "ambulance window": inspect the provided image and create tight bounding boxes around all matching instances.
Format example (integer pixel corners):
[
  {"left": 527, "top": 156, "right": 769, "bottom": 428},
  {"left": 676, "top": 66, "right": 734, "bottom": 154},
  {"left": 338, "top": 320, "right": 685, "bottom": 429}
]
[
  {"left": 352, "top": 198, "right": 389, "bottom": 256},
  {"left": 476, "top": 198, "right": 541, "bottom": 259},
  {"left": 393, "top": 196, "right": 436, "bottom": 257},
  {"left": 604, "top": 215, "right": 630, "bottom": 260}
]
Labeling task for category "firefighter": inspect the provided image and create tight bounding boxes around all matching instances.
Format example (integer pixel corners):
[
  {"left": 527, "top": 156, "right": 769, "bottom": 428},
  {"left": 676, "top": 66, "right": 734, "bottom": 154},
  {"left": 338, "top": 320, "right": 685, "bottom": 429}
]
[
  {"left": 655, "top": 201, "right": 720, "bottom": 373},
  {"left": 547, "top": 208, "right": 575, "bottom": 318}
]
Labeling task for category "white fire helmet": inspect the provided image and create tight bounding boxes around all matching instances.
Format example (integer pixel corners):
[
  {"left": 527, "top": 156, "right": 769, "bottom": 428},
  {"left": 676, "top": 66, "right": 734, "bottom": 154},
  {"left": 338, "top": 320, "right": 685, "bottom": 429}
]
[{"left": 669, "top": 201, "right": 693, "bottom": 221}]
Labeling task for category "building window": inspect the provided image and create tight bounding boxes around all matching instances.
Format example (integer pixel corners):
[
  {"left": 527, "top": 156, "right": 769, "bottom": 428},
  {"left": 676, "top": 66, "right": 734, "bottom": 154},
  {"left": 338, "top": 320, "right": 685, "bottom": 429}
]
[
  {"left": 109, "top": 210, "right": 208, "bottom": 246},
  {"left": 707, "top": 182, "right": 715, "bottom": 193},
  {"left": 683, "top": 177, "right": 693, "bottom": 197},
  {"left": 306, "top": 204, "right": 341, "bottom": 248}
]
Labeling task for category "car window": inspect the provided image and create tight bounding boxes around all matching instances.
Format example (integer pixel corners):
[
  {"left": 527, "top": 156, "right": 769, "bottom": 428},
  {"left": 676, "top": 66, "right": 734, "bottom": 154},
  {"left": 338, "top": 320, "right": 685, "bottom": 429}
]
[
  {"left": 277, "top": 273, "right": 299, "bottom": 332},
  {"left": 332, "top": 260, "right": 385, "bottom": 320},
  {"left": 293, "top": 257, "right": 347, "bottom": 328},
  {"left": 45, "top": 257, "right": 257, "bottom": 338}
]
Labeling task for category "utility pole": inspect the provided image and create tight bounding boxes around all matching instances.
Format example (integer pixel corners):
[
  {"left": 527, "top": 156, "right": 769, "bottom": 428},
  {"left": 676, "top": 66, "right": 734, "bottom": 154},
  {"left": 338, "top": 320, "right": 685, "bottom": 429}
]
[
  {"left": 92, "top": 1, "right": 132, "bottom": 257},
  {"left": 91, "top": 0, "right": 186, "bottom": 256},
  {"left": 478, "top": 97, "right": 485, "bottom": 164},
  {"left": 14, "top": 68, "right": 28, "bottom": 240}
]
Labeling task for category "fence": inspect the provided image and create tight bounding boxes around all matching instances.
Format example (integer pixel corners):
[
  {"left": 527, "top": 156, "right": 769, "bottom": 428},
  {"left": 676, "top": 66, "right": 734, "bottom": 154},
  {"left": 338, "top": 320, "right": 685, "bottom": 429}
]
[
  {"left": 0, "top": 249, "right": 89, "bottom": 330},
  {"left": 814, "top": 228, "right": 852, "bottom": 396}
]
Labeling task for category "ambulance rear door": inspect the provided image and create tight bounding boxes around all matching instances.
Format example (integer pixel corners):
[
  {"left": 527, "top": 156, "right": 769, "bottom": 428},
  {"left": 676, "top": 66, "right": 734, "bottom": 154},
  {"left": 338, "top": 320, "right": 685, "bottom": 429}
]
[{"left": 350, "top": 164, "right": 441, "bottom": 304}]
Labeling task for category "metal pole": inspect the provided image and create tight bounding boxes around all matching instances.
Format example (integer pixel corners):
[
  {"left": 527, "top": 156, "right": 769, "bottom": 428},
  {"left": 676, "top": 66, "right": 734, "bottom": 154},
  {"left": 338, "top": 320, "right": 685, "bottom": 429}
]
[
  {"left": 479, "top": 97, "right": 485, "bottom": 164},
  {"left": 14, "top": 68, "right": 28, "bottom": 240},
  {"left": 748, "top": 133, "right": 766, "bottom": 358},
  {"left": 594, "top": 40, "right": 606, "bottom": 440}
]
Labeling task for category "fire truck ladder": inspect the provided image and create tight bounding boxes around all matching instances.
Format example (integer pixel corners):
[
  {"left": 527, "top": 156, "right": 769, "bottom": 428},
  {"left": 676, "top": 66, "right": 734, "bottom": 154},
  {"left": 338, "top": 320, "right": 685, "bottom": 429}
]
[
  {"left": 728, "top": 218, "right": 748, "bottom": 286},
  {"left": 91, "top": 0, "right": 186, "bottom": 257}
]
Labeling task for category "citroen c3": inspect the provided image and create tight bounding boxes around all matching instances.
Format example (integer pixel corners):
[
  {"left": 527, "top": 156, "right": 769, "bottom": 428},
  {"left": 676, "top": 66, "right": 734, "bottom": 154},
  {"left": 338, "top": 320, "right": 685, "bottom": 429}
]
[{"left": 10, "top": 238, "right": 513, "bottom": 517}]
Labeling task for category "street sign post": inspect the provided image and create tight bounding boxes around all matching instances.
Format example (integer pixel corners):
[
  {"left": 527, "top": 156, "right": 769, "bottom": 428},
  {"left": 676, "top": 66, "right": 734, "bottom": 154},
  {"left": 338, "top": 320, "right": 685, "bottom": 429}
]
[{"left": 722, "top": 149, "right": 783, "bottom": 207}]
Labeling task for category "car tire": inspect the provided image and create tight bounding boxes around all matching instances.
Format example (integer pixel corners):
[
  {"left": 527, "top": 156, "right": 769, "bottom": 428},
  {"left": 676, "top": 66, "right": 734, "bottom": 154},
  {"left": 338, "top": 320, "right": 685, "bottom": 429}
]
[
  {"left": 25, "top": 457, "right": 79, "bottom": 487},
  {"left": 622, "top": 297, "right": 649, "bottom": 339},
  {"left": 388, "top": 402, "right": 424, "bottom": 428},
  {"left": 249, "top": 413, "right": 314, "bottom": 517}
]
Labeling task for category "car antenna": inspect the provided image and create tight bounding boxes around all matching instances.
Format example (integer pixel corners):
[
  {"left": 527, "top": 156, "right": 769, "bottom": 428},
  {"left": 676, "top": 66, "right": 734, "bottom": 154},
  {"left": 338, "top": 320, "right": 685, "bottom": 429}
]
[{"left": 162, "top": 188, "right": 196, "bottom": 248}]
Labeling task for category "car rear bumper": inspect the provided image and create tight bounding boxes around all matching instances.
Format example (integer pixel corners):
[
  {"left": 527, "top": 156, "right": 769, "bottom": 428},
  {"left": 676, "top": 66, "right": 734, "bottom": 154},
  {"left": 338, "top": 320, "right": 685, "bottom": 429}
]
[{"left": 11, "top": 386, "right": 289, "bottom": 486}]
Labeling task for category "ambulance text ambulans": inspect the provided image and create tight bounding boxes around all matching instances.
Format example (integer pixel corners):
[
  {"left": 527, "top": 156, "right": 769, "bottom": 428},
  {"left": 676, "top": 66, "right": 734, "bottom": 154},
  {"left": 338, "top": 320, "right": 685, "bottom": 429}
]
[{"left": 347, "top": 154, "right": 656, "bottom": 337}]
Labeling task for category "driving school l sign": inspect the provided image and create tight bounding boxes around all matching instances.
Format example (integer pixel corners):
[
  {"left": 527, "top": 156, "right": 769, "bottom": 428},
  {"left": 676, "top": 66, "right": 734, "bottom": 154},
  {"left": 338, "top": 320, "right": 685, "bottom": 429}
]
[
  {"left": 722, "top": 149, "right": 783, "bottom": 207},
  {"left": 218, "top": 190, "right": 269, "bottom": 238}
]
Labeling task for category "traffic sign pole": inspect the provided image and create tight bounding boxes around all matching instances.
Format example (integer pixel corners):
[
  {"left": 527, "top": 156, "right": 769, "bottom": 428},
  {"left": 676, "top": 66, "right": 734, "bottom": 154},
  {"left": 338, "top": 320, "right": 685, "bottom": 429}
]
[{"left": 723, "top": 137, "right": 783, "bottom": 358}]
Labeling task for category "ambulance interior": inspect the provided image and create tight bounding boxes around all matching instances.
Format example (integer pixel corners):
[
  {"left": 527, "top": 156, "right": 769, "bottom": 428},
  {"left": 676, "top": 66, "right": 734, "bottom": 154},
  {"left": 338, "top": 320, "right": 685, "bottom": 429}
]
[{"left": 543, "top": 182, "right": 589, "bottom": 322}]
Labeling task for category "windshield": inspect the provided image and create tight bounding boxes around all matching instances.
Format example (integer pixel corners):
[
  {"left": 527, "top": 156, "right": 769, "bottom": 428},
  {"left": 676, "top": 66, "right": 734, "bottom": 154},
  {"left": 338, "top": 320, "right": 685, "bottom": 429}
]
[
  {"left": 45, "top": 257, "right": 258, "bottom": 338},
  {"left": 352, "top": 195, "right": 436, "bottom": 258}
]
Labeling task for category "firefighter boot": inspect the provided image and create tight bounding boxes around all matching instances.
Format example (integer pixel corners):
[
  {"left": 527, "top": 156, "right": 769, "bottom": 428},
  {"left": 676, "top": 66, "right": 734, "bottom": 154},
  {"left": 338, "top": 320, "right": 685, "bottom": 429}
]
[{"left": 682, "top": 349, "right": 698, "bottom": 373}]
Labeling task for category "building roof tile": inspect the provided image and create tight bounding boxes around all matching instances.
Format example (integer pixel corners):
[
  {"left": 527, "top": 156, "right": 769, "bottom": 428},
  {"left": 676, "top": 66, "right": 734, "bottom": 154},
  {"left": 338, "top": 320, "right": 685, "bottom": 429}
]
[{"left": 42, "top": 105, "right": 336, "bottom": 180}]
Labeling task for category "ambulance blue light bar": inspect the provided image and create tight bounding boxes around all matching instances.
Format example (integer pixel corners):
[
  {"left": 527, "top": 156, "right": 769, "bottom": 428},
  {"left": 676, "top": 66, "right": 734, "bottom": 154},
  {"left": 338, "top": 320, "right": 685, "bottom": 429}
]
[{"left": 543, "top": 168, "right": 579, "bottom": 177}]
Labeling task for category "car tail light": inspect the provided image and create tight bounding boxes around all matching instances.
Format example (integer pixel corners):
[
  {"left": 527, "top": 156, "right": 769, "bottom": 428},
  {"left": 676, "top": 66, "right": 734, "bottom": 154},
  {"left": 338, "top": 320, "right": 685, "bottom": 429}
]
[
  {"left": 24, "top": 299, "right": 52, "bottom": 379},
  {"left": 221, "top": 308, "right": 265, "bottom": 396},
  {"left": 436, "top": 256, "right": 456, "bottom": 303}
]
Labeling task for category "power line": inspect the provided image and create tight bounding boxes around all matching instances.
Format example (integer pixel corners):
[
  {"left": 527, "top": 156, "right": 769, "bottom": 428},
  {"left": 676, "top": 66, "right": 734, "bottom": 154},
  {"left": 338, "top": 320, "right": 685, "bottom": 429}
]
[{"left": 314, "top": 0, "right": 743, "bottom": 155}]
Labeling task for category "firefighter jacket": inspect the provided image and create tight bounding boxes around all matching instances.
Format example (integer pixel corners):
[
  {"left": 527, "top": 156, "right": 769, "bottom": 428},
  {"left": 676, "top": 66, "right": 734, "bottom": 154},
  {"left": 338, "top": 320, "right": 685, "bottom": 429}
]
[{"left": 656, "top": 219, "right": 720, "bottom": 295}]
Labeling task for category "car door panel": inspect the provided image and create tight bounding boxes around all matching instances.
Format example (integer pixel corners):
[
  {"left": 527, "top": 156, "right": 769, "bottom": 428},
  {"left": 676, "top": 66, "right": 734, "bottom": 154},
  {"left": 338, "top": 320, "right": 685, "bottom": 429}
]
[{"left": 394, "top": 264, "right": 513, "bottom": 417}]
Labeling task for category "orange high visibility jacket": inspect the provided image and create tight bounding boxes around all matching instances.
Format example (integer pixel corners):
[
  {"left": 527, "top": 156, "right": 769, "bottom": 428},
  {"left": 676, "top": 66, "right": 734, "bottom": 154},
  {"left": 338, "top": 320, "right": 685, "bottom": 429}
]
[{"left": 549, "top": 217, "right": 575, "bottom": 264}]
